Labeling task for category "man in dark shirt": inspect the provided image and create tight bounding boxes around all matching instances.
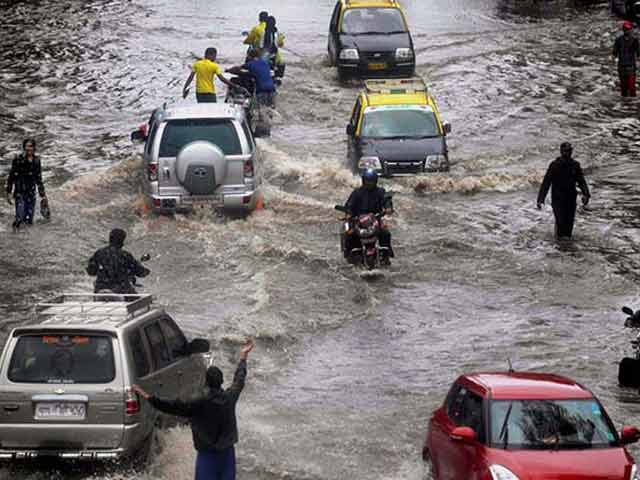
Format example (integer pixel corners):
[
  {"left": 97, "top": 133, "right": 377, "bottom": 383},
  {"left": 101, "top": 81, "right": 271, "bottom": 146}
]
[
  {"left": 537, "top": 142, "right": 591, "bottom": 240},
  {"left": 344, "top": 169, "right": 394, "bottom": 264},
  {"left": 86, "top": 228, "right": 150, "bottom": 294},
  {"left": 229, "top": 49, "right": 275, "bottom": 106},
  {"left": 5, "top": 138, "right": 46, "bottom": 230},
  {"left": 132, "top": 339, "right": 254, "bottom": 480},
  {"left": 613, "top": 21, "right": 640, "bottom": 96}
]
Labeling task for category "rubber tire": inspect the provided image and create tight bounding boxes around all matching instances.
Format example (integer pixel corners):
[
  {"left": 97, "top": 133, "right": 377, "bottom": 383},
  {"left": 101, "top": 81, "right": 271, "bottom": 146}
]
[
  {"left": 619, "top": 357, "right": 640, "bottom": 387},
  {"left": 365, "top": 253, "right": 377, "bottom": 270}
]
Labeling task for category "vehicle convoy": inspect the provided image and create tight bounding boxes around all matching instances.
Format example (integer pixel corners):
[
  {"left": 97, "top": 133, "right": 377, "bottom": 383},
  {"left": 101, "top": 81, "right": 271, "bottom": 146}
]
[
  {"left": 328, "top": 0, "right": 415, "bottom": 81},
  {"left": 0, "top": 294, "right": 210, "bottom": 464},
  {"left": 131, "top": 103, "right": 263, "bottom": 215},
  {"left": 423, "top": 371, "right": 640, "bottom": 480},
  {"left": 335, "top": 192, "right": 392, "bottom": 269},
  {"left": 347, "top": 77, "right": 451, "bottom": 175},
  {"left": 619, "top": 306, "right": 640, "bottom": 387}
]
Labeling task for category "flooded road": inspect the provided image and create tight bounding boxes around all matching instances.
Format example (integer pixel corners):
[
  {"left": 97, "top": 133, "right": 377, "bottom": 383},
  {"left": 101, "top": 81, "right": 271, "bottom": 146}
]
[{"left": 2, "top": 0, "right": 640, "bottom": 478}]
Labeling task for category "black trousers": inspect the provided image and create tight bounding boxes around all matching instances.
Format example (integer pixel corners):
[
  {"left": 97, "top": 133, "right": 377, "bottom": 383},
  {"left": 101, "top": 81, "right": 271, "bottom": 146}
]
[
  {"left": 196, "top": 93, "right": 217, "bottom": 103},
  {"left": 552, "top": 199, "right": 577, "bottom": 238}
]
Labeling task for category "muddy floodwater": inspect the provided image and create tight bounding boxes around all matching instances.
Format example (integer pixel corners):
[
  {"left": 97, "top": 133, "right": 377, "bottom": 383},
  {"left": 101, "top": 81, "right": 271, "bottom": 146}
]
[{"left": 2, "top": 0, "right": 640, "bottom": 478}]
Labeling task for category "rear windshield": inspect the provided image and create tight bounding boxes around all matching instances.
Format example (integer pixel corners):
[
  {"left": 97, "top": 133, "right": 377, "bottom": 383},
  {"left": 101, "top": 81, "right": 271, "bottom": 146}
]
[
  {"left": 159, "top": 119, "right": 242, "bottom": 157},
  {"left": 341, "top": 8, "right": 407, "bottom": 35},
  {"left": 8, "top": 334, "right": 115, "bottom": 384}
]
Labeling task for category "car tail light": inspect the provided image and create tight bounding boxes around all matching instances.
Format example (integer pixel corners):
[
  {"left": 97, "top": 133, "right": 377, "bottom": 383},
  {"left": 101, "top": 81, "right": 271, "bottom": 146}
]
[
  {"left": 125, "top": 389, "right": 140, "bottom": 415},
  {"left": 243, "top": 159, "right": 254, "bottom": 178},
  {"left": 148, "top": 163, "right": 158, "bottom": 181}
]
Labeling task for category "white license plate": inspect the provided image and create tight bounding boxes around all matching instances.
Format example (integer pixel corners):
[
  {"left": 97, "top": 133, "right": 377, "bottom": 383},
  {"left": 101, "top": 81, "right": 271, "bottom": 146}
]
[
  {"left": 183, "top": 195, "right": 222, "bottom": 207},
  {"left": 35, "top": 402, "right": 86, "bottom": 420}
]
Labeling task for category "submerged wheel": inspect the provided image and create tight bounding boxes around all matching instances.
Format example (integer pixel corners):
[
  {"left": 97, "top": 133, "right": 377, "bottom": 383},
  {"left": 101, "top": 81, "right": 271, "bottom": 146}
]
[
  {"left": 619, "top": 357, "right": 640, "bottom": 387},
  {"left": 364, "top": 253, "right": 377, "bottom": 270}
]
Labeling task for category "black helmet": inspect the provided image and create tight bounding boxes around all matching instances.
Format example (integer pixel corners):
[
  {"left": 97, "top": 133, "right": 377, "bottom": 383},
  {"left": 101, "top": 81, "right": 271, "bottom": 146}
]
[
  {"left": 109, "top": 228, "right": 126, "bottom": 248},
  {"left": 560, "top": 142, "right": 573, "bottom": 156},
  {"left": 206, "top": 366, "right": 223, "bottom": 388},
  {"left": 362, "top": 168, "right": 379, "bottom": 187}
]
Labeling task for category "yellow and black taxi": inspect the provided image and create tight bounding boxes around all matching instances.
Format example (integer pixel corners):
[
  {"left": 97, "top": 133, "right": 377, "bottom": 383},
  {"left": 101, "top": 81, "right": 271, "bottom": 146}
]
[
  {"left": 346, "top": 77, "right": 451, "bottom": 175},
  {"left": 328, "top": 0, "right": 415, "bottom": 81}
]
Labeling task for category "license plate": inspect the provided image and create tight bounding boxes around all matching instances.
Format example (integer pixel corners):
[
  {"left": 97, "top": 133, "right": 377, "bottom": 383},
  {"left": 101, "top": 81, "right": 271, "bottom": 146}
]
[
  {"left": 183, "top": 195, "right": 222, "bottom": 207},
  {"left": 35, "top": 402, "right": 86, "bottom": 420},
  {"left": 368, "top": 63, "right": 387, "bottom": 70}
]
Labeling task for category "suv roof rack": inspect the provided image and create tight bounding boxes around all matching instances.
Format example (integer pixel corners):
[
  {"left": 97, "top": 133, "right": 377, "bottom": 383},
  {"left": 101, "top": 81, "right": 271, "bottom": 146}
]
[
  {"left": 35, "top": 294, "right": 154, "bottom": 325},
  {"left": 365, "top": 78, "right": 427, "bottom": 95}
]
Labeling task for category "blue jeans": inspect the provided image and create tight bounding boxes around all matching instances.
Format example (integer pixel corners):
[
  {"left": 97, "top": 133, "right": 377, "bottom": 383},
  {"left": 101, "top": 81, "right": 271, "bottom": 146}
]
[
  {"left": 195, "top": 447, "right": 235, "bottom": 480},
  {"left": 14, "top": 193, "right": 36, "bottom": 226}
]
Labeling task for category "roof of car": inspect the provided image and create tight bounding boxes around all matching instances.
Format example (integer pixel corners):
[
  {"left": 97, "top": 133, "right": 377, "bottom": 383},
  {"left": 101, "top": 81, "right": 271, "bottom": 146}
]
[
  {"left": 462, "top": 372, "right": 593, "bottom": 400},
  {"left": 11, "top": 294, "right": 161, "bottom": 336},
  {"left": 363, "top": 78, "right": 431, "bottom": 107},
  {"left": 163, "top": 103, "right": 244, "bottom": 121},
  {"left": 342, "top": 0, "right": 401, "bottom": 9}
]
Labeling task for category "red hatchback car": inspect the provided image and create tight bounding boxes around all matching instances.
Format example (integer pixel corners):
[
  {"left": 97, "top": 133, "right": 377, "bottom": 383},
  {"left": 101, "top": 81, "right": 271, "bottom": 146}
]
[{"left": 423, "top": 372, "right": 640, "bottom": 480}]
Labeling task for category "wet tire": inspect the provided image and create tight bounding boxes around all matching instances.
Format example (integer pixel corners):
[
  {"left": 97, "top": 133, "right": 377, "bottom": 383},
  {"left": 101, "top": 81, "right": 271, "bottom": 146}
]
[
  {"left": 365, "top": 254, "right": 376, "bottom": 270},
  {"left": 619, "top": 357, "right": 640, "bottom": 387}
]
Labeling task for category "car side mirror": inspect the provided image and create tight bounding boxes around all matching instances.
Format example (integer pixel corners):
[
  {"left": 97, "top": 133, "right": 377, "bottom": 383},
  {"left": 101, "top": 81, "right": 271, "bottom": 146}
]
[
  {"left": 346, "top": 124, "right": 355, "bottom": 136},
  {"left": 620, "top": 426, "right": 640, "bottom": 445},
  {"left": 131, "top": 124, "right": 147, "bottom": 143},
  {"left": 187, "top": 338, "right": 210, "bottom": 355},
  {"left": 442, "top": 121, "right": 452, "bottom": 135},
  {"left": 450, "top": 426, "right": 476, "bottom": 443}
]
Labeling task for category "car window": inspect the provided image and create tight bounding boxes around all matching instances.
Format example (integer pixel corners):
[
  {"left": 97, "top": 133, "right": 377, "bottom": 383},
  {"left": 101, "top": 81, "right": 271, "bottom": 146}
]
[
  {"left": 145, "top": 120, "right": 159, "bottom": 157},
  {"left": 159, "top": 317, "right": 188, "bottom": 361},
  {"left": 8, "top": 334, "right": 115, "bottom": 384},
  {"left": 341, "top": 8, "right": 406, "bottom": 35},
  {"left": 490, "top": 399, "right": 618, "bottom": 450},
  {"left": 144, "top": 322, "right": 171, "bottom": 370},
  {"left": 447, "top": 385, "right": 467, "bottom": 424},
  {"left": 159, "top": 119, "right": 242, "bottom": 157},
  {"left": 447, "top": 385, "right": 485, "bottom": 441},
  {"left": 361, "top": 108, "right": 440, "bottom": 138},
  {"left": 241, "top": 120, "right": 254, "bottom": 151},
  {"left": 128, "top": 329, "right": 150, "bottom": 378}
]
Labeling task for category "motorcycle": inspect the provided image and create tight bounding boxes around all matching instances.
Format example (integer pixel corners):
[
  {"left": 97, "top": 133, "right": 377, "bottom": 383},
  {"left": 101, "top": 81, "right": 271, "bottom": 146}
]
[
  {"left": 618, "top": 305, "right": 640, "bottom": 387},
  {"left": 95, "top": 253, "right": 151, "bottom": 301},
  {"left": 334, "top": 199, "right": 392, "bottom": 270},
  {"left": 225, "top": 69, "right": 274, "bottom": 138}
]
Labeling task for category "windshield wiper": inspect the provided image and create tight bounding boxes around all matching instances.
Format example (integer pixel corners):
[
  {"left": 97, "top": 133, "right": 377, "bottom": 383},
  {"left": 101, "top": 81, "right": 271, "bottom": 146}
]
[{"left": 498, "top": 402, "right": 514, "bottom": 450}]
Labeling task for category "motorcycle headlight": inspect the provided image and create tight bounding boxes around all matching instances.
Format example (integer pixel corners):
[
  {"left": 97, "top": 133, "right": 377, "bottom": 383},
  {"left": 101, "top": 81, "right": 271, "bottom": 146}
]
[
  {"left": 358, "top": 156, "right": 381, "bottom": 170},
  {"left": 339, "top": 48, "right": 359, "bottom": 60},
  {"left": 489, "top": 465, "right": 520, "bottom": 480},
  {"left": 425, "top": 154, "right": 447, "bottom": 170},
  {"left": 631, "top": 464, "right": 638, "bottom": 480},
  {"left": 395, "top": 47, "right": 414, "bottom": 60}
]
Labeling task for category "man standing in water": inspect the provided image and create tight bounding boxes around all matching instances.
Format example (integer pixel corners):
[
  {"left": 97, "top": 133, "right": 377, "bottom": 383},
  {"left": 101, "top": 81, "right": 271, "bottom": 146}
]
[
  {"left": 5, "top": 138, "right": 47, "bottom": 231},
  {"left": 183, "top": 47, "right": 235, "bottom": 103},
  {"left": 613, "top": 21, "right": 640, "bottom": 97},
  {"left": 132, "top": 339, "right": 254, "bottom": 480},
  {"left": 537, "top": 142, "right": 590, "bottom": 240}
]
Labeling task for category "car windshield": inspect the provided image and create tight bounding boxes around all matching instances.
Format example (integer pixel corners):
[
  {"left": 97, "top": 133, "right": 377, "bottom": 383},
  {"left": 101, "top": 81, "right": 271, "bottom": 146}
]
[
  {"left": 8, "top": 334, "right": 115, "bottom": 384},
  {"left": 361, "top": 108, "right": 440, "bottom": 138},
  {"left": 341, "top": 8, "right": 407, "bottom": 35},
  {"left": 490, "top": 399, "right": 618, "bottom": 449},
  {"left": 159, "top": 119, "right": 242, "bottom": 157}
]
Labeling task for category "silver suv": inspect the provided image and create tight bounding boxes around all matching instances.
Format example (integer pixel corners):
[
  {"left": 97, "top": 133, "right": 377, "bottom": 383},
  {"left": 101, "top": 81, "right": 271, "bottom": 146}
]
[
  {"left": 0, "top": 294, "right": 210, "bottom": 463},
  {"left": 133, "top": 103, "right": 263, "bottom": 214}
]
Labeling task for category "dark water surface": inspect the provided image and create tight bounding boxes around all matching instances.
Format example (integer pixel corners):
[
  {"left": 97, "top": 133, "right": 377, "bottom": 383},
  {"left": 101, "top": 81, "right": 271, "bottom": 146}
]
[{"left": 2, "top": 0, "right": 640, "bottom": 478}]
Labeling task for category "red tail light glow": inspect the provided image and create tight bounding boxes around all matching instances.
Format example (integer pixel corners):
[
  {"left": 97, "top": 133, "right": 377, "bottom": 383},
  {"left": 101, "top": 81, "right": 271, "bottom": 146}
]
[
  {"left": 148, "top": 163, "right": 158, "bottom": 182},
  {"left": 125, "top": 389, "right": 140, "bottom": 415}
]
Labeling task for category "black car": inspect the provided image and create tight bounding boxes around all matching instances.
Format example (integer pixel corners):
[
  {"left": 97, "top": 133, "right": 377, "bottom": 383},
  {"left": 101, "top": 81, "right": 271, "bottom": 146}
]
[{"left": 328, "top": 0, "right": 416, "bottom": 81}]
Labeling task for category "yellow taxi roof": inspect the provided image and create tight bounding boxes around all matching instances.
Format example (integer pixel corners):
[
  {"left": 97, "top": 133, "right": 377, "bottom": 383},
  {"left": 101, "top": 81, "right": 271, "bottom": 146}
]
[
  {"left": 363, "top": 78, "right": 431, "bottom": 107},
  {"left": 343, "top": 0, "right": 400, "bottom": 9},
  {"left": 366, "top": 92, "right": 427, "bottom": 107}
]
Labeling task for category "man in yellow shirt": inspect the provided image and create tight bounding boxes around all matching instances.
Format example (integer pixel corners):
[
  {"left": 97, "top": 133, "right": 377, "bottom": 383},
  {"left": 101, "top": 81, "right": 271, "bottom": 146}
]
[
  {"left": 243, "top": 11, "right": 268, "bottom": 52},
  {"left": 183, "top": 48, "right": 235, "bottom": 103}
]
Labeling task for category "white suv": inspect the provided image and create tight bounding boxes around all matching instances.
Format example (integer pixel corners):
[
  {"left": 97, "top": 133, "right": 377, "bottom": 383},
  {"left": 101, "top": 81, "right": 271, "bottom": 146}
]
[{"left": 133, "top": 103, "right": 263, "bottom": 214}]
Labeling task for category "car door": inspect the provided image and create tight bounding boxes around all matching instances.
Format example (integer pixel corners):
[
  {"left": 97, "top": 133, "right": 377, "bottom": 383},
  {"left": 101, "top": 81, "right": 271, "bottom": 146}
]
[
  {"left": 158, "top": 316, "right": 204, "bottom": 399},
  {"left": 328, "top": 1, "right": 342, "bottom": 64},
  {"left": 347, "top": 97, "right": 363, "bottom": 168},
  {"left": 142, "top": 320, "right": 176, "bottom": 399},
  {"left": 432, "top": 384, "right": 485, "bottom": 480}
]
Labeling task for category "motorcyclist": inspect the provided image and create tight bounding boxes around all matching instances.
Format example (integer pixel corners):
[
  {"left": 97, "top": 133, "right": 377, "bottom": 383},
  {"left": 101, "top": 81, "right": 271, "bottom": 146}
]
[
  {"left": 87, "top": 228, "right": 150, "bottom": 294},
  {"left": 228, "top": 49, "right": 276, "bottom": 106},
  {"left": 344, "top": 169, "right": 394, "bottom": 265}
]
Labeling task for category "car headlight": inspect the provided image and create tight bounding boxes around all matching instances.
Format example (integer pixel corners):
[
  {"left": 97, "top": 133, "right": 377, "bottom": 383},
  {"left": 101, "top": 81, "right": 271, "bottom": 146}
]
[
  {"left": 339, "top": 48, "right": 359, "bottom": 60},
  {"left": 358, "top": 156, "right": 381, "bottom": 170},
  {"left": 425, "top": 154, "right": 447, "bottom": 169},
  {"left": 631, "top": 464, "right": 638, "bottom": 480},
  {"left": 489, "top": 465, "right": 520, "bottom": 480},
  {"left": 395, "top": 47, "right": 414, "bottom": 60}
]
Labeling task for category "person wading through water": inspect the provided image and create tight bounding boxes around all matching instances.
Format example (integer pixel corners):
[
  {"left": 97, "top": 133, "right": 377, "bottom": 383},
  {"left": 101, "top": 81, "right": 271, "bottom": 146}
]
[
  {"left": 537, "top": 142, "right": 591, "bottom": 240},
  {"left": 132, "top": 339, "right": 254, "bottom": 480}
]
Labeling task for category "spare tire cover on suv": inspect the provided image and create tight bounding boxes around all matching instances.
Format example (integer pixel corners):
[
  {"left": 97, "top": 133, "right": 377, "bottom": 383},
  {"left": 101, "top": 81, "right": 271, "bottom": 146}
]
[{"left": 176, "top": 141, "right": 227, "bottom": 195}]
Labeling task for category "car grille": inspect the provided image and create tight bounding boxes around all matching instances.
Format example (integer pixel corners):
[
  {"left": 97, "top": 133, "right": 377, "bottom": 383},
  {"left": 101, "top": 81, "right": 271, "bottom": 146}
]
[
  {"left": 361, "top": 52, "right": 394, "bottom": 63},
  {"left": 384, "top": 160, "right": 424, "bottom": 175}
]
